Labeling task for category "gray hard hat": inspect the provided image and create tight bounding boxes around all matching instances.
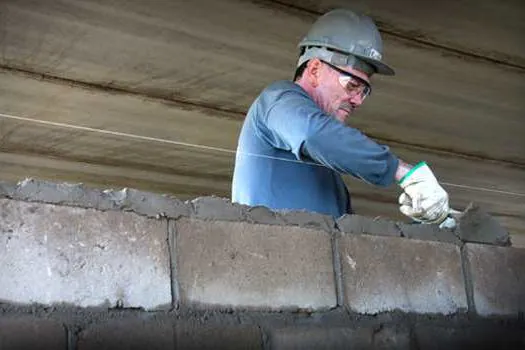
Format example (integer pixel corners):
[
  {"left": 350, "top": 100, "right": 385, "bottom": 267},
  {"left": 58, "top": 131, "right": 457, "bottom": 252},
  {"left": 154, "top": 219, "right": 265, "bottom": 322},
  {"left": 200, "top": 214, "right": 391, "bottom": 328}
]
[{"left": 297, "top": 8, "right": 394, "bottom": 76}]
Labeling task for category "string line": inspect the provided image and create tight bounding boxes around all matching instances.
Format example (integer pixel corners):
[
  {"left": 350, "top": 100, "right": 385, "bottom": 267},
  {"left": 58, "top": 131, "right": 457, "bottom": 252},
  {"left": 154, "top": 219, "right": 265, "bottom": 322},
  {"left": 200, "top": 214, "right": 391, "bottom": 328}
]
[{"left": 1, "top": 112, "right": 524, "bottom": 198}]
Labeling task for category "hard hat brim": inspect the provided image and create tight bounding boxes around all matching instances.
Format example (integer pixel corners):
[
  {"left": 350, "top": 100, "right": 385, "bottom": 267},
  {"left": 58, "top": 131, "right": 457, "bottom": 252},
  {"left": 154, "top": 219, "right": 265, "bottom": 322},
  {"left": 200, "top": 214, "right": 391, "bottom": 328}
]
[{"left": 359, "top": 56, "right": 395, "bottom": 76}]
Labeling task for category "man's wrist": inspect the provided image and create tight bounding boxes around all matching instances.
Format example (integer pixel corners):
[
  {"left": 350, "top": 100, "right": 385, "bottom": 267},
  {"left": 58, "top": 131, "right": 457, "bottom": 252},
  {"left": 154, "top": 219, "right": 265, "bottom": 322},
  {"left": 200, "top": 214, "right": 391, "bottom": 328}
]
[{"left": 395, "top": 160, "right": 413, "bottom": 183}]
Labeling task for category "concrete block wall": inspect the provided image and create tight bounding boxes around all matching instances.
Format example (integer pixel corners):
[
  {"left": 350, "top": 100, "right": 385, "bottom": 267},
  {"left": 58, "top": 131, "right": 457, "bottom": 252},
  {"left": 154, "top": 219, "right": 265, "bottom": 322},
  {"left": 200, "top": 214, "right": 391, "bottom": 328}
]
[{"left": 0, "top": 179, "right": 524, "bottom": 349}]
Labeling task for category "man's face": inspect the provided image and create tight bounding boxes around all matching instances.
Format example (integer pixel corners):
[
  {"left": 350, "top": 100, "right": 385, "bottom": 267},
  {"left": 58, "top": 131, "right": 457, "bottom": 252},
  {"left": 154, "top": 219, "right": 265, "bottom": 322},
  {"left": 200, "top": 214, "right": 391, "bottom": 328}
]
[{"left": 314, "top": 60, "right": 371, "bottom": 123}]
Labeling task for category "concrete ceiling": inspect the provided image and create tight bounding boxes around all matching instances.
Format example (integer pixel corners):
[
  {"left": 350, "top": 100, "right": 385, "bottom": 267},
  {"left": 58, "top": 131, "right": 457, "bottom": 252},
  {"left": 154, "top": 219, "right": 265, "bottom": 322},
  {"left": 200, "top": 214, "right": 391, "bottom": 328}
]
[{"left": 1, "top": 0, "right": 524, "bottom": 240}]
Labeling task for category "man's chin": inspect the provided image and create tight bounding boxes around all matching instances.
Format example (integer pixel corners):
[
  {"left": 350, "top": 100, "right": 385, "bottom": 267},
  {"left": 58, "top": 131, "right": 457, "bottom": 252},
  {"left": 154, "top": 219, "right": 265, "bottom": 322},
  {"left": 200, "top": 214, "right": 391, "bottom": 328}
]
[{"left": 335, "top": 109, "right": 352, "bottom": 123}]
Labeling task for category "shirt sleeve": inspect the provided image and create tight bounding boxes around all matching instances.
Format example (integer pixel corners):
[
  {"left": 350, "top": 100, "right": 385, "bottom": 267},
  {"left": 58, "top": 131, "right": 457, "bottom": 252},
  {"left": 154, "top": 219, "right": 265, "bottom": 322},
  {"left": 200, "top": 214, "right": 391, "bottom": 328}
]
[{"left": 258, "top": 90, "right": 399, "bottom": 187}]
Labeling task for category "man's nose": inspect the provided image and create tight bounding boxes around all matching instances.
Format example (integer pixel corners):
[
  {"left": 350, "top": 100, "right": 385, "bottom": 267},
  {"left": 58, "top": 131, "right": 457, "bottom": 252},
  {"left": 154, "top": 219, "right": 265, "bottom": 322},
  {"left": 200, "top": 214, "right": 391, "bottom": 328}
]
[{"left": 349, "top": 93, "right": 365, "bottom": 106}]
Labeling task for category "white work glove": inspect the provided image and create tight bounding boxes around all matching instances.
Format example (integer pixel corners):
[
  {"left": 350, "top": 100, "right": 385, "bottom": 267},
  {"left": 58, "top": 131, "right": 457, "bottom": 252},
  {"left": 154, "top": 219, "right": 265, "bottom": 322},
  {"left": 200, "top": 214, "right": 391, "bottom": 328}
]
[{"left": 398, "top": 162, "right": 449, "bottom": 224}]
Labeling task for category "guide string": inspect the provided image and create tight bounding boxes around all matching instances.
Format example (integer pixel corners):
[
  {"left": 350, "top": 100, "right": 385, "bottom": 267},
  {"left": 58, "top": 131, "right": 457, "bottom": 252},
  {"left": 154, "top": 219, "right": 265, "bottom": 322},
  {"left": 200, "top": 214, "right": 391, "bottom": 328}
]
[{"left": 1, "top": 112, "right": 524, "bottom": 198}]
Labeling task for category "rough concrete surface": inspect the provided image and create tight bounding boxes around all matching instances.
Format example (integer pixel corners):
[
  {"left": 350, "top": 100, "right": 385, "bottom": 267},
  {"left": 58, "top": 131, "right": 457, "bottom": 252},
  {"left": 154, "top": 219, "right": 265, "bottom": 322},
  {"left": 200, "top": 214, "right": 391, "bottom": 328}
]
[
  {"left": 175, "top": 322, "right": 262, "bottom": 350},
  {"left": 458, "top": 203, "right": 511, "bottom": 246},
  {"left": 1, "top": 305, "right": 524, "bottom": 350},
  {"left": 175, "top": 218, "right": 337, "bottom": 310},
  {"left": 190, "top": 196, "right": 248, "bottom": 221},
  {"left": 372, "top": 325, "right": 413, "bottom": 349},
  {"left": 1, "top": 178, "right": 523, "bottom": 326},
  {"left": 191, "top": 196, "right": 336, "bottom": 233},
  {"left": 77, "top": 316, "right": 175, "bottom": 350},
  {"left": 269, "top": 326, "right": 374, "bottom": 350},
  {"left": 0, "top": 181, "right": 16, "bottom": 197},
  {"left": 275, "top": 209, "right": 336, "bottom": 233},
  {"left": 0, "top": 199, "right": 171, "bottom": 309},
  {"left": 1, "top": 179, "right": 514, "bottom": 249},
  {"left": 75, "top": 316, "right": 263, "bottom": 350},
  {"left": 1, "top": 179, "right": 335, "bottom": 232},
  {"left": 269, "top": 325, "right": 411, "bottom": 350},
  {"left": 466, "top": 243, "right": 525, "bottom": 316},
  {"left": 398, "top": 222, "right": 461, "bottom": 245},
  {"left": 245, "top": 205, "right": 288, "bottom": 226},
  {"left": 413, "top": 324, "right": 525, "bottom": 350},
  {"left": 109, "top": 187, "right": 190, "bottom": 219},
  {"left": 0, "top": 316, "right": 67, "bottom": 350},
  {"left": 339, "top": 234, "right": 467, "bottom": 314},
  {"left": 0, "top": 178, "right": 190, "bottom": 219},
  {"left": 1, "top": 0, "right": 523, "bottom": 161},
  {"left": 277, "top": 0, "right": 525, "bottom": 67},
  {"left": 512, "top": 234, "right": 525, "bottom": 248},
  {"left": 337, "top": 214, "right": 401, "bottom": 237},
  {"left": 6, "top": 178, "right": 120, "bottom": 211}
]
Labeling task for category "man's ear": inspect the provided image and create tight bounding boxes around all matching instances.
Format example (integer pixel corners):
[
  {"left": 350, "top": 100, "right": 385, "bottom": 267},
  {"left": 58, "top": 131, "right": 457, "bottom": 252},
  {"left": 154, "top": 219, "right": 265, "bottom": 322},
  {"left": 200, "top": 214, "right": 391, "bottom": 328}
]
[{"left": 306, "top": 59, "right": 322, "bottom": 87}]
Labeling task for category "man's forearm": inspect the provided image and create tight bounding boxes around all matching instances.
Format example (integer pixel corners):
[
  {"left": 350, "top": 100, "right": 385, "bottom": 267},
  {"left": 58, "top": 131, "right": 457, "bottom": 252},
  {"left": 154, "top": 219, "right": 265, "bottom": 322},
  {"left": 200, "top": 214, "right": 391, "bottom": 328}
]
[{"left": 395, "top": 159, "right": 413, "bottom": 183}]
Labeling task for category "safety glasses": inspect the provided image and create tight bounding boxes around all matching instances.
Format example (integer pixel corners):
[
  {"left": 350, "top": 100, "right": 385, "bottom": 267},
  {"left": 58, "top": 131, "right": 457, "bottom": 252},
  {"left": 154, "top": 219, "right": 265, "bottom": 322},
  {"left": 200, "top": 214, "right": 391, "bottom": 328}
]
[{"left": 321, "top": 60, "right": 372, "bottom": 100}]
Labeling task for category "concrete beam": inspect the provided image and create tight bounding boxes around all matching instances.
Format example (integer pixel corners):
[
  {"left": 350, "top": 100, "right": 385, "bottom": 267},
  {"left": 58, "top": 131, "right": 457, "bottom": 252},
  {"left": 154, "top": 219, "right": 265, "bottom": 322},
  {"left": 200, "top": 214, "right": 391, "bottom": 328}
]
[
  {"left": 1, "top": 1, "right": 524, "bottom": 162},
  {"left": 271, "top": 0, "right": 525, "bottom": 69}
]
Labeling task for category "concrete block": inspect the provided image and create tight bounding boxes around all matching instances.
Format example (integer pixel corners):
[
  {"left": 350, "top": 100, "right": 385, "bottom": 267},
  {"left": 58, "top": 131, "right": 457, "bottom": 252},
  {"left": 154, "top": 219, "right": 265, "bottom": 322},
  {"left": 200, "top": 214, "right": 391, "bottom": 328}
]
[
  {"left": 0, "top": 316, "right": 66, "bottom": 350},
  {"left": 339, "top": 234, "right": 467, "bottom": 314},
  {"left": 466, "top": 243, "right": 525, "bottom": 316},
  {"left": 176, "top": 322, "right": 262, "bottom": 349},
  {"left": 0, "top": 199, "right": 171, "bottom": 309},
  {"left": 175, "top": 218, "right": 336, "bottom": 310},
  {"left": 337, "top": 214, "right": 401, "bottom": 237},
  {"left": 269, "top": 327, "right": 371, "bottom": 350},
  {"left": 414, "top": 324, "right": 525, "bottom": 350},
  {"left": 398, "top": 222, "right": 461, "bottom": 245},
  {"left": 77, "top": 316, "right": 174, "bottom": 350}
]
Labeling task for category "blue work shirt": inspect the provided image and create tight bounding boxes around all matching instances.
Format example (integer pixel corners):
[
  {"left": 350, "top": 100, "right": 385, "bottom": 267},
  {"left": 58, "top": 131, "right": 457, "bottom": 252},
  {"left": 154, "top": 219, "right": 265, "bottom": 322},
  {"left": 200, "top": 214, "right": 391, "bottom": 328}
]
[{"left": 231, "top": 80, "right": 399, "bottom": 218}]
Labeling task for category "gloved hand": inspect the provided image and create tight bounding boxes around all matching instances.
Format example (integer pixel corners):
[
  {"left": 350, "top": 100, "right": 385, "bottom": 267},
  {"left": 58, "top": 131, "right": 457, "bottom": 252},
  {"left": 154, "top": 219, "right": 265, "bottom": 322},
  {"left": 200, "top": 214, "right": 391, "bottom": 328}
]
[{"left": 397, "top": 162, "right": 449, "bottom": 224}]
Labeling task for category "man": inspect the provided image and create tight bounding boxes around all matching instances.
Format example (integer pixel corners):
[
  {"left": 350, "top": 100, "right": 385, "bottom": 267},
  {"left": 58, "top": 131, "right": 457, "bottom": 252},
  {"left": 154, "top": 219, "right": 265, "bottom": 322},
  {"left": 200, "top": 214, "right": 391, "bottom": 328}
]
[{"left": 232, "top": 8, "right": 450, "bottom": 224}]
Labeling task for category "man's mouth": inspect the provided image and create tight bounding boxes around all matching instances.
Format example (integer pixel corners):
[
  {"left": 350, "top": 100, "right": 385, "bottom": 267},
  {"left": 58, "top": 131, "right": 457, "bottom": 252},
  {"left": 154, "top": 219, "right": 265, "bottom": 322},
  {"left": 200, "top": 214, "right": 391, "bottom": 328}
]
[{"left": 338, "top": 104, "right": 354, "bottom": 115}]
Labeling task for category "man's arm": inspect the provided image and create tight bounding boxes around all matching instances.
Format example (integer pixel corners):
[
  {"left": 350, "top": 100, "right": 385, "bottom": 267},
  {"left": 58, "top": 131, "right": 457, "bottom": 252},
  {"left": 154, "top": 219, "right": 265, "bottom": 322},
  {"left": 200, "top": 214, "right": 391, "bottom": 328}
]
[
  {"left": 260, "top": 87, "right": 450, "bottom": 223},
  {"left": 262, "top": 94, "right": 399, "bottom": 186}
]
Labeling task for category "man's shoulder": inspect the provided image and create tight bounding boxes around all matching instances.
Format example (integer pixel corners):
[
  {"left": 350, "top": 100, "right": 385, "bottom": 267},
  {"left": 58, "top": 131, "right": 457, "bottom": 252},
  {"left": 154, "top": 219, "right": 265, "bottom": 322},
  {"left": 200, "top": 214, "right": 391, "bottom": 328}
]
[
  {"left": 257, "top": 80, "right": 310, "bottom": 106},
  {"left": 246, "top": 80, "right": 314, "bottom": 124},
  {"left": 264, "top": 80, "right": 304, "bottom": 95}
]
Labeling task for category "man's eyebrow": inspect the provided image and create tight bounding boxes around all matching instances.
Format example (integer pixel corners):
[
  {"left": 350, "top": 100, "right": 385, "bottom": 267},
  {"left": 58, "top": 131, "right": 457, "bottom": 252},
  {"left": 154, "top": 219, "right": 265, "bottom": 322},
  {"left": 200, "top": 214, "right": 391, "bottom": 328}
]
[{"left": 324, "top": 60, "right": 371, "bottom": 86}]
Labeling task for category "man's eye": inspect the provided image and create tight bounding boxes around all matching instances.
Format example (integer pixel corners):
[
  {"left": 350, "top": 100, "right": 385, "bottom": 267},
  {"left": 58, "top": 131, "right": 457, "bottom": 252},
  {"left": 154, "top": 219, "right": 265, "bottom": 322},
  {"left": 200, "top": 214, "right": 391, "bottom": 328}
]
[{"left": 348, "top": 81, "right": 361, "bottom": 89}]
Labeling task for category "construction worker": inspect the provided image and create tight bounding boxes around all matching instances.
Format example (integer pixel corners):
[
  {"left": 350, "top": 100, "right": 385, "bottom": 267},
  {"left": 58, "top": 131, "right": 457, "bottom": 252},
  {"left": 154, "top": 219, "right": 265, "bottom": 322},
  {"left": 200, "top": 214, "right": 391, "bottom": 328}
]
[{"left": 232, "top": 8, "right": 450, "bottom": 225}]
